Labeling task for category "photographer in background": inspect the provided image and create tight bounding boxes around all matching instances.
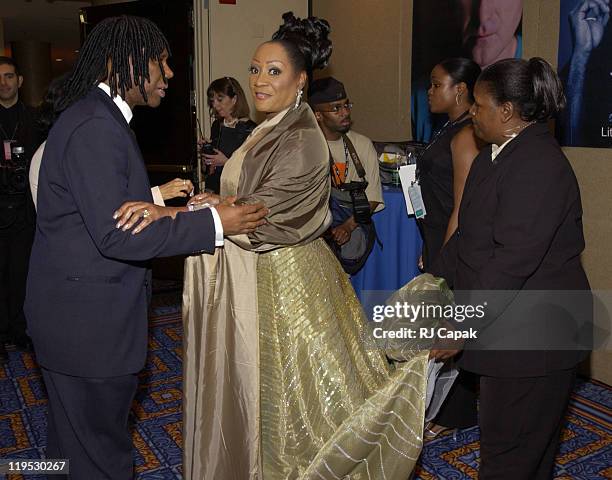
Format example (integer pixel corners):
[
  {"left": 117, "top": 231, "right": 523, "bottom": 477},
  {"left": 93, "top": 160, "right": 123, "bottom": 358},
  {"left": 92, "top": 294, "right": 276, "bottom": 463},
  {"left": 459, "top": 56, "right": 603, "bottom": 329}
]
[
  {"left": 0, "top": 56, "right": 41, "bottom": 362},
  {"left": 310, "top": 77, "right": 383, "bottom": 274}
]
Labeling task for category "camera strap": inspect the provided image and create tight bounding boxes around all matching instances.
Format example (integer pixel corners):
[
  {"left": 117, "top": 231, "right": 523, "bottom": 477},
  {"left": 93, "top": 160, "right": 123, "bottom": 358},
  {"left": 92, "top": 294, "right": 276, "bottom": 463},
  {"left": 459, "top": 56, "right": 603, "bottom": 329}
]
[
  {"left": 342, "top": 134, "right": 367, "bottom": 181},
  {"left": 328, "top": 147, "right": 346, "bottom": 188}
]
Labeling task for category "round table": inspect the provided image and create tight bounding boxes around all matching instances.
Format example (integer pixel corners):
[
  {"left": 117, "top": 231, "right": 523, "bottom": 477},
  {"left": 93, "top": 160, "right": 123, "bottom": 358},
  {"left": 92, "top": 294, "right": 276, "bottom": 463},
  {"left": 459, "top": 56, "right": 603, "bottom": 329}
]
[{"left": 350, "top": 186, "right": 422, "bottom": 301}]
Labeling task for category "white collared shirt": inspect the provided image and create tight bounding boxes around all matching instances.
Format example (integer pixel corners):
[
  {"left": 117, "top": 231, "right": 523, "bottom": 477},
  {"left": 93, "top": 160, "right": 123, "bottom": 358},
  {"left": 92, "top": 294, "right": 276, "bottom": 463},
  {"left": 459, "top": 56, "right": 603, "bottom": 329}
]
[
  {"left": 491, "top": 136, "right": 515, "bottom": 162},
  {"left": 97, "top": 82, "right": 133, "bottom": 124},
  {"left": 97, "top": 83, "right": 223, "bottom": 246}
]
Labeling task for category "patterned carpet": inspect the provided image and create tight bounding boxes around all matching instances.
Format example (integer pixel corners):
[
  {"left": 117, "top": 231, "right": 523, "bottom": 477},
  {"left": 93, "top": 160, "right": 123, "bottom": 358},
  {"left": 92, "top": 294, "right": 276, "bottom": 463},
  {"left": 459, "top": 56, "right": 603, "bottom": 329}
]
[{"left": 1, "top": 285, "right": 611, "bottom": 479}]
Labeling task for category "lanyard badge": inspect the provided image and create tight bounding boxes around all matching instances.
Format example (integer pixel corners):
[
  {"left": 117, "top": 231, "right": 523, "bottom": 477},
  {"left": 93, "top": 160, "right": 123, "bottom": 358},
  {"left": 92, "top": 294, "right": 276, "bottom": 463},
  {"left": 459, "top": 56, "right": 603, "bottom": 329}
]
[{"left": 407, "top": 182, "right": 426, "bottom": 219}]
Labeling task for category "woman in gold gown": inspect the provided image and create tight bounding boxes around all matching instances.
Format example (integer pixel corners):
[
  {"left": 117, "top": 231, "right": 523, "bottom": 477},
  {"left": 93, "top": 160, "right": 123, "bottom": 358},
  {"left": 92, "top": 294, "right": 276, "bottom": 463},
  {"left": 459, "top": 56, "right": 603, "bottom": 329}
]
[{"left": 182, "top": 13, "right": 432, "bottom": 480}]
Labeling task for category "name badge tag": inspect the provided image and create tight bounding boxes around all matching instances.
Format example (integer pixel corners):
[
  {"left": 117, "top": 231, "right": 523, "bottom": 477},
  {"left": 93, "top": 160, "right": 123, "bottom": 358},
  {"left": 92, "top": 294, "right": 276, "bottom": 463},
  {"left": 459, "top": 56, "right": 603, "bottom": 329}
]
[
  {"left": 3, "top": 141, "right": 12, "bottom": 162},
  {"left": 407, "top": 183, "right": 427, "bottom": 219}
]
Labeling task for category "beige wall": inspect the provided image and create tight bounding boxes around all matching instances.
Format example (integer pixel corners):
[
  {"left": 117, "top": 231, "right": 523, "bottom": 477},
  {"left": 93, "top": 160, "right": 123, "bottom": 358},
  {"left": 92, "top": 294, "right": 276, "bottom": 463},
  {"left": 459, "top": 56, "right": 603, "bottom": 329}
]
[
  {"left": 312, "top": 0, "right": 412, "bottom": 142},
  {"left": 313, "top": 0, "right": 612, "bottom": 384}
]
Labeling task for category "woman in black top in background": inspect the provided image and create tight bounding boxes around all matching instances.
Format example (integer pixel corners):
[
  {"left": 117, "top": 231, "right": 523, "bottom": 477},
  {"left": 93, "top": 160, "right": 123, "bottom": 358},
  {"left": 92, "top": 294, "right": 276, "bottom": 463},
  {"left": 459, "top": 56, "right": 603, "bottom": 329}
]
[
  {"left": 417, "top": 58, "right": 482, "bottom": 438},
  {"left": 203, "top": 77, "right": 256, "bottom": 193},
  {"left": 418, "top": 58, "right": 482, "bottom": 270}
]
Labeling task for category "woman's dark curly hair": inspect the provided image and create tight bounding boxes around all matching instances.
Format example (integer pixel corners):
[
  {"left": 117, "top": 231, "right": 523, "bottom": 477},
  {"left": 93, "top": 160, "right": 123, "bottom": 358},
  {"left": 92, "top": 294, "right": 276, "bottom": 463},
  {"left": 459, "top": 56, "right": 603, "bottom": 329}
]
[{"left": 270, "top": 11, "right": 332, "bottom": 81}]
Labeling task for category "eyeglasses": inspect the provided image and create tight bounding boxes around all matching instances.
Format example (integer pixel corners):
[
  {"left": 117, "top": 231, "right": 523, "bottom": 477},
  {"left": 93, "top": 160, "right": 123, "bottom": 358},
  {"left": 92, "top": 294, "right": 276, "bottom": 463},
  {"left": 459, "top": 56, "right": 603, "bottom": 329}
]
[{"left": 318, "top": 102, "right": 353, "bottom": 114}]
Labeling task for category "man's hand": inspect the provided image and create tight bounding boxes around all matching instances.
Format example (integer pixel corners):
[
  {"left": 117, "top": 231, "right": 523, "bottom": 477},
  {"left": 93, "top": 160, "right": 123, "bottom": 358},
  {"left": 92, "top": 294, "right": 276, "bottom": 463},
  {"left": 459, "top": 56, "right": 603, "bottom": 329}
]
[
  {"left": 216, "top": 197, "right": 268, "bottom": 235},
  {"left": 429, "top": 321, "right": 464, "bottom": 362},
  {"left": 570, "top": 0, "right": 610, "bottom": 56},
  {"left": 331, "top": 216, "right": 357, "bottom": 245},
  {"left": 158, "top": 178, "right": 194, "bottom": 200},
  {"left": 113, "top": 202, "right": 185, "bottom": 235}
]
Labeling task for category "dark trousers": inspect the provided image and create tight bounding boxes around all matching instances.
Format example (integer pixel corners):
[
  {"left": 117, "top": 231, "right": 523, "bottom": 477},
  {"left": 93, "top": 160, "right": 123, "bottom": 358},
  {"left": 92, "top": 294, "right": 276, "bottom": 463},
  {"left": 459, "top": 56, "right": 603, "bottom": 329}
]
[
  {"left": 434, "top": 368, "right": 478, "bottom": 428},
  {"left": 478, "top": 368, "right": 576, "bottom": 480},
  {"left": 0, "top": 209, "right": 34, "bottom": 343},
  {"left": 42, "top": 368, "right": 139, "bottom": 479}
]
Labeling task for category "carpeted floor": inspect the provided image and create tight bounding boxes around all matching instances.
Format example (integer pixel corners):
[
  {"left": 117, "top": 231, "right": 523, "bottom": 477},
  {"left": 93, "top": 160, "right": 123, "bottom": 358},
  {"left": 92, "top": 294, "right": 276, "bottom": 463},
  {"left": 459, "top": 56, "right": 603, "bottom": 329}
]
[{"left": 1, "top": 285, "right": 611, "bottom": 479}]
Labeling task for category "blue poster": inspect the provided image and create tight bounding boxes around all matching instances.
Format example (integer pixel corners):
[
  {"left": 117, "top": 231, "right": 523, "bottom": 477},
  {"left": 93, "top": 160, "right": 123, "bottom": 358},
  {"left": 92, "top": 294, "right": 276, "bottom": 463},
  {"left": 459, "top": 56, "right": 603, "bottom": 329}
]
[
  {"left": 557, "top": 0, "right": 612, "bottom": 148},
  {"left": 411, "top": 0, "right": 523, "bottom": 142}
]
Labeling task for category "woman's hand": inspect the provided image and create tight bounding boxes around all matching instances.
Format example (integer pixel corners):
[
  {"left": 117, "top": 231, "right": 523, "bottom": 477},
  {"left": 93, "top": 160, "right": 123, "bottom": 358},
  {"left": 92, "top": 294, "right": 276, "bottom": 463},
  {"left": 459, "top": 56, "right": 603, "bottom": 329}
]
[
  {"left": 158, "top": 178, "right": 194, "bottom": 200},
  {"left": 203, "top": 149, "right": 229, "bottom": 167},
  {"left": 188, "top": 192, "right": 223, "bottom": 207},
  {"left": 113, "top": 202, "right": 185, "bottom": 235}
]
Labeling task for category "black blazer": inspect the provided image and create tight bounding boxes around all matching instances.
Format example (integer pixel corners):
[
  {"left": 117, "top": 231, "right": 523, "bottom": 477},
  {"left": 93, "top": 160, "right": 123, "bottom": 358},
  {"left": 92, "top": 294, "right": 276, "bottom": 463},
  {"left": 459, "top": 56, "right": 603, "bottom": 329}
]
[
  {"left": 25, "top": 88, "right": 216, "bottom": 377},
  {"left": 432, "top": 123, "right": 591, "bottom": 377}
]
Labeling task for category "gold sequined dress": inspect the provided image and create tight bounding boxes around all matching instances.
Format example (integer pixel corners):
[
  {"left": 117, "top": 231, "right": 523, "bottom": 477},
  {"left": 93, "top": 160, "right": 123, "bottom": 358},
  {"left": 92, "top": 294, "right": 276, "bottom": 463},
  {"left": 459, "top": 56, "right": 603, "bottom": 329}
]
[{"left": 183, "top": 104, "right": 430, "bottom": 479}]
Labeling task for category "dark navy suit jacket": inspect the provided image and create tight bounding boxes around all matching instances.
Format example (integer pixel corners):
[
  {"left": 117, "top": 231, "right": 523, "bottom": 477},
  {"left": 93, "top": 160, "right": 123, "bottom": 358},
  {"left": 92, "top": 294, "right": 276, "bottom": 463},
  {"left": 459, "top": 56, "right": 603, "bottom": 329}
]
[{"left": 25, "top": 88, "right": 215, "bottom": 377}]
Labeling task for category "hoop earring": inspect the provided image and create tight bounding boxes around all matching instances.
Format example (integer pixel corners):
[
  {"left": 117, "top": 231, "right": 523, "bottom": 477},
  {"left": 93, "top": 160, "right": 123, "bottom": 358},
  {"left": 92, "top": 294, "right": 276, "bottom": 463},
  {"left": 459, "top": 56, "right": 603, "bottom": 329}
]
[
  {"left": 455, "top": 93, "right": 461, "bottom": 105},
  {"left": 294, "top": 88, "right": 303, "bottom": 109}
]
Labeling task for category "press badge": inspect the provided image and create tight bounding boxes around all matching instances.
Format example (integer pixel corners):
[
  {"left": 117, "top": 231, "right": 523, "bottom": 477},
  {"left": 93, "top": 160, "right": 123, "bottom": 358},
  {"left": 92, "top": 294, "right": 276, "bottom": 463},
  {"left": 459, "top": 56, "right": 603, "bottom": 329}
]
[
  {"left": 3, "top": 141, "right": 12, "bottom": 162},
  {"left": 407, "top": 182, "right": 426, "bottom": 219}
]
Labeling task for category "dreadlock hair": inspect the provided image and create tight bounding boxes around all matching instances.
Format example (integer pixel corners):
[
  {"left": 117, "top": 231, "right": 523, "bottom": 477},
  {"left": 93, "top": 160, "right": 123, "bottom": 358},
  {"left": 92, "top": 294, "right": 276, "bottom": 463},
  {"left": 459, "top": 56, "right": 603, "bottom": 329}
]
[{"left": 55, "top": 15, "right": 170, "bottom": 113}]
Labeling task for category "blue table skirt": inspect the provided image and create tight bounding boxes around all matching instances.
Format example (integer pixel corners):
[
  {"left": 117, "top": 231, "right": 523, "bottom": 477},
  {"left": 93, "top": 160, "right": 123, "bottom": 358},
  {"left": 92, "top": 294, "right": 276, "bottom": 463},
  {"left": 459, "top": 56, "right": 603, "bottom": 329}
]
[{"left": 351, "top": 186, "right": 423, "bottom": 301}]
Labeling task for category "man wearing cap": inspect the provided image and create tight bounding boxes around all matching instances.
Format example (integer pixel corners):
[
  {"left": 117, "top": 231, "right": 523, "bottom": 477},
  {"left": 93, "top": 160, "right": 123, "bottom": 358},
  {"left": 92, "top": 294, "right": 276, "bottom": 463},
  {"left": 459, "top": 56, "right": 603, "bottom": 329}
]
[{"left": 309, "top": 77, "right": 383, "bottom": 252}]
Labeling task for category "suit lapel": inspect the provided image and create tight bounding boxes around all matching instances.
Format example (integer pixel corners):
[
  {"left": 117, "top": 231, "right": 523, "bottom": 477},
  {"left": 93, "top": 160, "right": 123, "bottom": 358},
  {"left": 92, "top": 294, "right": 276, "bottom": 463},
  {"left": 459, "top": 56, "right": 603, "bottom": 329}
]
[
  {"left": 90, "top": 88, "right": 141, "bottom": 153},
  {"left": 459, "top": 123, "right": 548, "bottom": 213}
]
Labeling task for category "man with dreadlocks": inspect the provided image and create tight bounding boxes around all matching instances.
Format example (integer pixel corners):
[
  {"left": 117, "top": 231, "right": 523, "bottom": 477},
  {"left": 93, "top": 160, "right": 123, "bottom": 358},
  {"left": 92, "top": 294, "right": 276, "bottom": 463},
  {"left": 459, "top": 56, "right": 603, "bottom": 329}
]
[{"left": 24, "top": 15, "right": 267, "bottom": 478}]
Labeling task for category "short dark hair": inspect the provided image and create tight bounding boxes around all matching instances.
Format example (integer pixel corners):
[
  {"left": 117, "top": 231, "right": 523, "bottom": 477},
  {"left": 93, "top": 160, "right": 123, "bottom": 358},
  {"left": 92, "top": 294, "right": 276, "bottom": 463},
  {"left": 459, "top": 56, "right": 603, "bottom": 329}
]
[
  {"left": 438, "top": 58, "right": 481, "bottom": 102},
  {"left": 206, "top": 77, "right": 251, "bottom": 120},
  {"left": 55, "top": 15, "right": 170, "bottom": 113},
  {"left": 478, "top": 57, "right": 566, "bottom": 122},
  {"left": 0, "top": 57, "right": 20, "bottom": 76}
]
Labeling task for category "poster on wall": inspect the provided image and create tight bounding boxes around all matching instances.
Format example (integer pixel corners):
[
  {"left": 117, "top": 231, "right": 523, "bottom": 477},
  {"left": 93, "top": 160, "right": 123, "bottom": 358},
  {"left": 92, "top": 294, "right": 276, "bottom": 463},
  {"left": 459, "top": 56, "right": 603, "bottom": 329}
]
[
  {"left": 557, "top": 0, "right": 612, "bottom": 148},
  {"left": 411, "top": 0, "right": 524, "bottom": 142}
]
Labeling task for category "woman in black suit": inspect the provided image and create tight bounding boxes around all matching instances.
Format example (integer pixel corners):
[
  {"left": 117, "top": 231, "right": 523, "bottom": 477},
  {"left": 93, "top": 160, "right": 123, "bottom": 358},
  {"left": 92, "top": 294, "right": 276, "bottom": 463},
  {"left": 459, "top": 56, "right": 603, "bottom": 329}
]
[{"left": 432, "top": 58, "right": 591, "bottom": 479}]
